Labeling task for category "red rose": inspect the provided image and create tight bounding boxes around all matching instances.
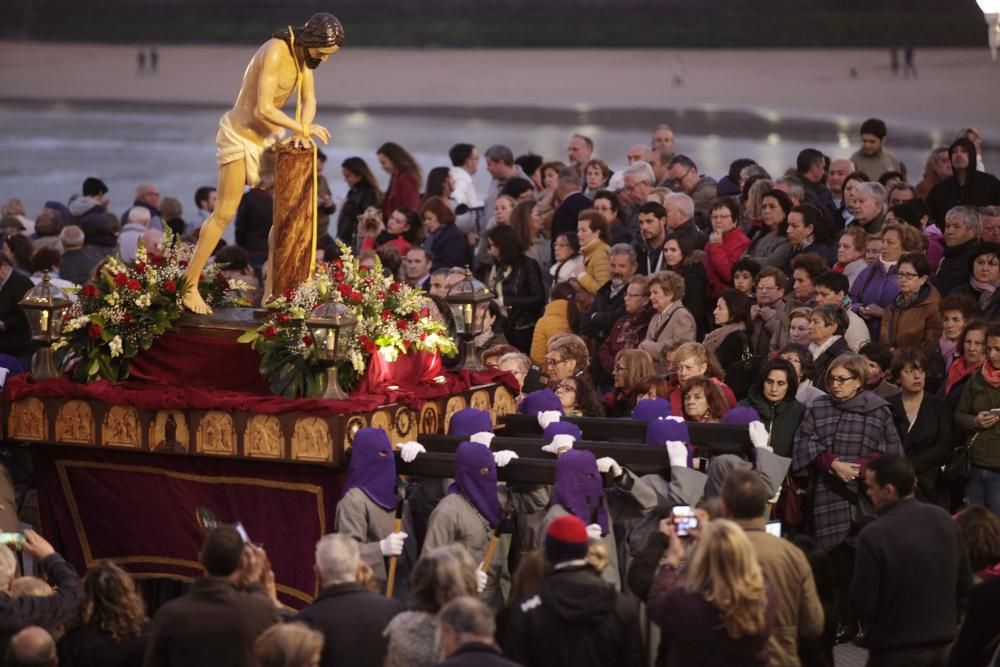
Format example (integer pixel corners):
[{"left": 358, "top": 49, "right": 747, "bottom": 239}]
[
  {"left": 359, "top": 336, "right": 376, "bottom": 354},
  {"left": 349, "top": 291, "right": 364, "bottom": 305},
  {"left": 126, "top": 279, "right": 141, "bottom": 291},
  {"left": 148, "top": 253, "right": 164, "bottom": 266},
  {"left": 334, "top": 259, "right": 343, "bottom": 268},
  {"left": 389, "top": 282, "right": 402, "bottom": 293},
  {"left": 113, "top": 272, "right": 127, "bottom": 286},
  {"left": 419, "top": 307, "right": 430, "bottom": 318},
  {"left": 179, "top": 260, "right": 189, "bottom": 269},
  {"left": 419, "top": 333, "right": 428, "bottom": 341},
  {"left": 359, "top": 265, "right": 369, "bottom": 273},
  {"left": 164, "top": 280, "right": 177, "bottom": 295},
  {"left": 263, "top": 325, "right": 278, "bottom": 339},
  {"left": 81, "top": 284, "right": 99, "bottom": 298},
  {"left": 302, "top": 334, "right": 314, "bottom": 346},
  {"left": 333, "top": 271, "right": 344, "bottom": 282},
  {"left": 396, "top": 319, "right": 409, "bottom": 331},
  {"left": 88, "top": 323, "right": 103, "bottom": 338},
  {"left": 381, "top": 309, "right": 392, "bottom": 321},
  {"left": 377, "top": 291, "right": 385, "bottom": 300},
  {"left": 134, "top": 262, "right": 146, "bottom": 274},
  {"left": 410, "top": 311, "right": 420, "bottom": 323},
  {"left": 276, "top": 312, "right": 290, "bottom": 325},
  {"left": 122, "top": 312, "right": 132, "bottom": 326},
  {"left": 338, "top": 283, "right": 352, "bottom": 298},
  {"left": 283, "top": 288, "right": 295, "bottom": 301}
]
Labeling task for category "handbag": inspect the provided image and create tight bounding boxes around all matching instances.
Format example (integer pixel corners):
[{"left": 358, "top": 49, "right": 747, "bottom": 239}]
[
  {"left": 774, "top": 473, "right": 808, "bottom": 527},
  {"left": 941, "top": 433, "right": 974, "bottom": 487}
]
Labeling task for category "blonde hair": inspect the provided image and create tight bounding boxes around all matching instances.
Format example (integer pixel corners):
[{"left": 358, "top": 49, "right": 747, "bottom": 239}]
[
  {"left": 672, "top": 342, "right": 724, "bottom": 379},
  {"left": 826, "top": 352, "right": 869, "bottom": 387},
  {"left": 614, "top": 349, "right": 655, "bottom": 389},
  {"left": 254, "top": 622, "right": 324, "bottom": 667},
  {"left": 683, "top": 519, "right": 767, "bottom": 639},
  {"left": 648, "top": 270, "right": 685, "bottom": 302},
  {"left": 585, "top": 539, "right": 609, "bottom": 574}
]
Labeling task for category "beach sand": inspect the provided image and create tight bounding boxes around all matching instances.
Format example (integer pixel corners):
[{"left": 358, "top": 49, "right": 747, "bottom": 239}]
[{"left": 1, "top": 42, "right": 998, "bottom": 140}]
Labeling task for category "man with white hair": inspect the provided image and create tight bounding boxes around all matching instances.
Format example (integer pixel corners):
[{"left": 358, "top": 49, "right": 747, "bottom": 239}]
[
  {"left": 0, "top": 530, "right": 81, "bottom": 656},
  {"left": 57, "top": 226, "right": 90, "bottom": 285},
  {"left": 667, "top": 155, "right": 718, "bottom": 230},
  {"left": 849, "top": 182, "right": 887, "bottom": 235},
  {"left": 626, "top": 144, "right": 651, "bottom": 166},
  {"left": 621, "top": 161, "right": 656, "bottom": 238},
  {"left": 437, "top": 596, "right": 519, "bottom": 666},
  {"left": 295, "top": 534, "right": 403, "bottom": 667},
  {"left": 934, "top": 206, "right": 981, "bottom": 296},
  {"left": 651, "top": 124, "right": 675, "bottom": 154},
  {"left": 118, "top": 206, "right": 151, "bottom": 263},
  {"left": 664, "top": 192, "right": 706, "bottom": 250},
  {"left": 120, "top": 182, "right": 162, "bottom": 230}
]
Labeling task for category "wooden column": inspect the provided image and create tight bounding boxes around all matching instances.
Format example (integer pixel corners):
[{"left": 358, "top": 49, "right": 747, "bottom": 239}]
[{"left": 270, "top": 144, "right": 316, "bottom": 298}]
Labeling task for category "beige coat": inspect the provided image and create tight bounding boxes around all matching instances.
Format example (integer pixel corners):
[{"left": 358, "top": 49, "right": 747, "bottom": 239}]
[{"left": 639, "top": 301, "right": 697, "bottom": 370}]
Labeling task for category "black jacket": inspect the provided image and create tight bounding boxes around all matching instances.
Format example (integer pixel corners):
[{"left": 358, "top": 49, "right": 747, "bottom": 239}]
[
  {"left": 579, "top": 280, "right": 627, "bottom": 342},
  {"left": 143, "top": 578, "right": 278, "bottom": 667},
  {"left": 428, "top": 223, "right": 471, "bottom": 271},
  {"left": 337, "top": 182, "right": 380, "bottom": 246},
  {"left": 57, "top": 622, "right": 147, "bottom": 667},
  {"left": 887, "top": 393, "right": 954, "bottom": 504},
  {"left": 946, "top": 577, "right": 1000, "bottom": 667},
  {"left": 848, "top": 498, "right": 972, "bottom": 651},
  {"left": 493, "top": 257, "right": 545, "bottom": 332},
  {"left": 0, "top": 270, "right": 35, "bottom": 356},
  {"left": 934, "top": 238, "right": 979, "bottom": 297},
  {"left": 295, "top": 582, "right": 403, "bottom": 667},
  {"left": 927, "top": 138, "right": 1000, "bottom": 225},
  {"left": 502, "top": 566, "right": 642, "bottom": 667},
  {"left": 672, "top": 261, "right": 711, "bottom": 339},
  {"left": 437, "top": 642, "right": 522, "bottom": 667},
  {"left": 234, "top": 188, "right": 274, "bottom": 253},
  {"left": 811, "top": 336, "right": 851, "bottom": 387},
  {"left": 0, "top": 554, "right": 82, "bottom": 656}
]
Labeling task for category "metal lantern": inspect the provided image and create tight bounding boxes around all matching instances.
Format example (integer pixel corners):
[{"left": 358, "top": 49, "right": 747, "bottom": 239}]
[
  {"left": 18, "top": 272, "right": 71, "bottom": 380},
  {"left": 305, "top": 301, "right": 357, "bottom": 400},
  {"left": 980, "top": 0, "right": 1000, "bottom": 60},
  {"left": 444, "top": 268, "right": 494, "bottom": 371}
]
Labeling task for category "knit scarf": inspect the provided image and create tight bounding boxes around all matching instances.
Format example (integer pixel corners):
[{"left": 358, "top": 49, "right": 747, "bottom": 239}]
[
  {"left": 893, "top": 286, "right": 923, "bottom": 310},
  {"left": 703, "top": 322, "right": 745, "bottom": 358},
  {"left": 983, "top": 361, "right": 1000, "bottom": 389},
  {"left": 970, "top": 277, "right": 997, "bottom": 312},
  {"left": 946, "top": 356, "right": 984, "bottom": 395}
]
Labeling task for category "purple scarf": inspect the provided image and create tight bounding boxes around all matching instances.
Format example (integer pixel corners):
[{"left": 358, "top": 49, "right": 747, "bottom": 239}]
[
  {"left": 552, "top": 450, "right": 610, "bottom": 535},
  {"left": 448, "top": 441, "right": 502, "bottom": 528},
  {"left": 344, "top": 428, "right": 397, "bottom": 510}
]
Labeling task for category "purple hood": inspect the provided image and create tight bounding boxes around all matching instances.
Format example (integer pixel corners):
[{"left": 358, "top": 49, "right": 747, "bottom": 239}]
[
  {"left": 552, "top": 449, "right": 609, "bottom": 535},
  {"left": 448, "top": 441, "right": 502, "bottom": 528},
  {"left": 344, "top": 428, "right": 397, "bottom": 510}
]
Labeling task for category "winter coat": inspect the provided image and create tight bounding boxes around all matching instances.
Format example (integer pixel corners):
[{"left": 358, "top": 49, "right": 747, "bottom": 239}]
[
  {"left": 530, "top": 299, "right": 574, "bottom": 367},
  {"left": 887, "top": 393, "right": 954, "bottom": 504},
  {"left": 740, "top": 387, "right": 807, "bottom": 458},
  {"left": 744, "top": 228, "right": 792, "bottom": 269},
  {"left": 791, "top": 391, "right": 903, "bottom": 549},
  {"left": 334, "top": 486, "right": 416, "bottom": 585},
  {"left": 638, "top": 301, "right": 696, "bottom": 371},
  {"left": 849, "top": 262, "right": 899, "bottom": 340},
  {"left": 704, "top": 227, "right": 751, "bottom": 298},
  {"left": 933, "top": 238, "right": 979, "bottom": 298},
  {"left": 381, "top": 172, "right": 420, "bottom": 220},
  {"left": 502, "top": 566, "right": 643, "bottom": 667},
  {"left": 955, "top": 369, "right": 1000, "bottom": 469},
  {"left": 673, "top": 260, "right": 711, "bottom": 339},
  {"left": 550, "top": 255, "right": 584, "bottom": 286},
  {"left": 600, "top": 306, "right": 654, "bottom": 376},
  {"left": 810, "top": 336, "right": 851, "bottom": 387},
  {"left": 295, "top": 582, "right": 403, "bottom": 667},
  {"left": 336, "top": 182, "right": 380, "bottom": 246},
  {"left": 926, "top": 138, "right": 1000, "bottom": 224},
  {"left": 879, "top": 284, "right": 942, "bottom": 349},
  {"left": 491, "top": 257, "right": 546, "bottom": 349},
  {"left": 951, "top": 281, "right": 1000, "bottom": 321},
  {"left": 848, "top": 148, "right": 903, "bottom": 183},
  {"left": 577, "top": 239, "right": 610, "bottom": 295},
  {"left": 426, "top": 222, "right": 470, "bottom": 271}
]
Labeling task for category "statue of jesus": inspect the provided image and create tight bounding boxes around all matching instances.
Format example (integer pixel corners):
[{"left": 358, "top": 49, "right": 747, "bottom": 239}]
[{"left": 182, "top": 13, "right": 344, "bottom": 314}]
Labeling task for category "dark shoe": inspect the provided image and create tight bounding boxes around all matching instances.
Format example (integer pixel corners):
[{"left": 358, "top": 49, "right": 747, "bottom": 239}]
[{"left": 835, "top": 621, "right": 859, "bottom": 644}]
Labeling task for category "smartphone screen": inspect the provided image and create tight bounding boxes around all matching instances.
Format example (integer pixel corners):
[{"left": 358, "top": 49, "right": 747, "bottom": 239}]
[
  {"left": 671, "top": 506, "right": 698, "bottom": 537},
  {"left": 765, "top": 521, "right": 782, "bottom": 537},
  {"left": 0, "top": 532, "right": 25, "bottom": 548},
  {"left": 233, "top": 522, "right": 250, "bottom": 544}
]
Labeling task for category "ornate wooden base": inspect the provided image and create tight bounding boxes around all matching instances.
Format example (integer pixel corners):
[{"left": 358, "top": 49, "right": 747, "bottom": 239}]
[{"left": 3, "top": 384, "right": 517, "bottom": 467}]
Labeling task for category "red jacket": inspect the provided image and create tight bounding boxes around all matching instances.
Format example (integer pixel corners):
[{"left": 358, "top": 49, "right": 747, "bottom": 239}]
[
  {"left": 381, "top": 172, "right": 420, "bottom": 219},
  {"left": 704, "top": 228, "right": 751, "bottom": 297}
]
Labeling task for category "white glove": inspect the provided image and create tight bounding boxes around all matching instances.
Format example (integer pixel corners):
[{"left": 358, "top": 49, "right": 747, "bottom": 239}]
[
  {"left": 666, "top": 441, "right": 689, "bottom": 468},
  {"left": 494, "top": 450, "right": 519, "bottom": 467},
  {"left": 596, "top": 457, "right": 622, "bottom": 477},
  {"left": 769, "top": 488, "right": 782, "bottom": 504},
  {"left": 541, "top": 434, "right": 575, "bottom": 456},
  {"left": 586, "top": 523, "right": 603, "bottom": 540},
  {"left": 399, "top": 441, "right": 426, "bottom": 463},
  {"left": 664, "top": 415, "right": 685, "bottom": 423},
  {"left": 378, "top": 531, "right": 407, "bottom": 557},
  {"left": 475, "top": 566, "right": 488, "bottom": 593},
  {"left": 537, "top": 411, "right": 562, "bottom": 430},
  {"left": 748, "top": 421, "right": 772, "bottom": 452},
  {"left": 470, "top": 431, "right": 495, "bottom": 448}
]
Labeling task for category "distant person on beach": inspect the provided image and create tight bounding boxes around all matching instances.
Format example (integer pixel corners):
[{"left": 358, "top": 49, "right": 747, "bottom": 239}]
[
  {"left": 137, "top": 50, "right": 146, "bottom": 75},
  {"left": 181, "top": 13, "right": 344, "bottom": 314},
  {"left": 150, "top": 47, "right": 159, "bottom": 74},
  {"left": 903, "top": 45, "right": 916, "bottom": 79}
]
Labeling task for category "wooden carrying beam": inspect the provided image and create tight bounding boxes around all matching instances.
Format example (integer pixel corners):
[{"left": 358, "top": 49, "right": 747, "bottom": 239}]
[
  {"left": 270, "top": 144, "right": 316, "bottom": 298},
  {"left": 395, "top": 451, "right": 558, "bottom": 485}
]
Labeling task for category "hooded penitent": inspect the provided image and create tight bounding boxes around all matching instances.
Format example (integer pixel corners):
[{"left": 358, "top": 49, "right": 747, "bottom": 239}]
[
  {"left": 448, "top": 441, "right": 502, "bottom": 528},
  {"left": 344, "top": 427, "right": 397, "bottom": 510},
  {"left": 519, "top": 389, "right": 565, "bottom": 416},
  {"left": 448, "top": 408, "right": 494, "bottom": 447},
  {"left": 631, "top": 397, "right": 673, "bottom": 423},
  {"left": 552, "top": 449, "right": 609, "bottom": 535}
]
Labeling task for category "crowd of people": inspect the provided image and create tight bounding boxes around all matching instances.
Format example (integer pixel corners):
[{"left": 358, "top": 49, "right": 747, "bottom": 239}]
[{"left": 1, "top": 118, "right": 1000, "bottom": 666}]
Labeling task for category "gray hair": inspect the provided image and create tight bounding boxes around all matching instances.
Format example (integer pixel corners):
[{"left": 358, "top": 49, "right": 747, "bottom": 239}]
[
  {"left": 498, "top": 351, "right": 530, "bottom": 375},
  {"left": 59, "top": 224, "right": 85, "bottom": 250},
  {"left": 623, "top": 161, "right": 655, "bottom": 185},
  {"left": 557, "top": 166, "right": 582, "bottom": 188},
  {"left": 980, "top": 205, "right": 1000, "bottom": 218},
  {"left": 664, "top": 192, "right": 694, "bottom": 219},
  {"left": 431, "top": 267, "right": 450, "bottom": 279},
  {"left": 775, "top": 176, "right": 805, "bottom": 203},
  {"left": 571, "top": 134, "right": 594, "bottom": 152},
  {"left": 438, "top": 596, "right": 496, "bottom": 638},
  {"left": 484, "top": 144, "right": 514, "bottom": 166},
  {"left": 855, "top": 182, "right": 888, "bottom": 207},
  {"left": 608, "top": 243, "right": 637, "bottom": 264},
  {"left": 945, "top": 206, "right": 981, "bottom": 235},
  {"left": 127, "top": 206, "right": 151, "bottom": 226},
  {"left": 315, "top": 533, "right": 360, "bottom": 586},
  {"left": 740, "top": 164, "right": 771, "bottom": 182}
]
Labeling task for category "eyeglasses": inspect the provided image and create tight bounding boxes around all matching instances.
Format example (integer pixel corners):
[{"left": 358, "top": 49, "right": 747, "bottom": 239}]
[
  {"left": 896, "top": 272, "right": 919, "bottom": 280},
  {"left": 625, "top": 293, "right": 649, "bottom": 299},
  {"left": 756, "top": 285, "right": 779, "bottom": 292},
  {"left": 613, "top": 364, "right": 627, "bottom": 373},
  {"left": 545, "top": 358, "right": 567, "bottom": 368},
  {"left": 710, "top": 212, "right": 733, "bottom": 221},
  {"left": 829, "top": 374, "right": 858, "bottom": 385}
]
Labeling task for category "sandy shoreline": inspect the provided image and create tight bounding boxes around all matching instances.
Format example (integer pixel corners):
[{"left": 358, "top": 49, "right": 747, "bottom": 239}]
[{"left": 1, "top": 42, "right": 998, "bottom": 141}]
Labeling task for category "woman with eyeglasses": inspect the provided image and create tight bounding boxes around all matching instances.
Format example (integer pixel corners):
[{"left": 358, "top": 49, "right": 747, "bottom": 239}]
[
  {"left": 704, "top": 198, "right": 751, "bottom": 298},
  {"left": 600, "top": 275, "right": 654, "bottom": 383},
  {"left": 950, "top": 242, "right": 1000, "bottom": 320},
  {"left": 792, "top": 353, "right": 903, "bottom": 639},
  {"left": 603, "top": 349, "right": 655, "bottom": 418},
  {"left": 544, "top": 333, "right": 590, "bottom": 386},
  {"left": 849, "top": 221, "right": 922, "bottom": 341},
  {"left": 886, "top": 348, "right": 953, "bottom": 507},
  {"left": 554, "top": 374, "right": 604, "bottom": 417},
  {"left": 591, "top": 189, "right": 631, "bottom": 246},
  {"left": 743, "top": 188, "right": 792, "bottom": 269},
  {"left": 878, "top": 252, "right": 942, "bottom": 350},
  {"left": 549, "top": 232, "right": 583, "bottom": 286}
]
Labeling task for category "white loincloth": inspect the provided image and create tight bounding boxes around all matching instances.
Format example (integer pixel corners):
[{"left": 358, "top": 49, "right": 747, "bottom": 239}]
[{"left": 215, "top": 115, "right": 282, "bottom": 187}]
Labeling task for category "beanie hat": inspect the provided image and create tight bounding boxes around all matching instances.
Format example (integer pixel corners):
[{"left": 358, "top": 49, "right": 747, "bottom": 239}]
[
  {"left": 631, "top": 398, "right": 672, "bottom": 423},
  {"left": 82, "top": 177, "right": 108, "bottom": 197},
  {"left": 518, "top": 389, "right": 564, "bottom": 417},
  {"left": 722, "top": 406, "right": 760, "bottom": 426},
  {"left": 545, "top": 514, "right": 589, "bottom": 564}
]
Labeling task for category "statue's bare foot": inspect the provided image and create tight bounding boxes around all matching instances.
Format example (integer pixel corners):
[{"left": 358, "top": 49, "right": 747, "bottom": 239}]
[{"left": 182, "top": 288, "right": 213, "bottom": 315}]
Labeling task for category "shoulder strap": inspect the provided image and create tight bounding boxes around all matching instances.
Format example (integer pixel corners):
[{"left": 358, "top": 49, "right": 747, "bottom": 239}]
[{"left": 653, "top": 307, "right": 680, "bottom": 341}]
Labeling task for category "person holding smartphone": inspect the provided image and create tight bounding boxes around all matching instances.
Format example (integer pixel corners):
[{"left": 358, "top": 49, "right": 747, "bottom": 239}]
[{"left": 955, "top": 322, "right": 1000, "bottom": 516}]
